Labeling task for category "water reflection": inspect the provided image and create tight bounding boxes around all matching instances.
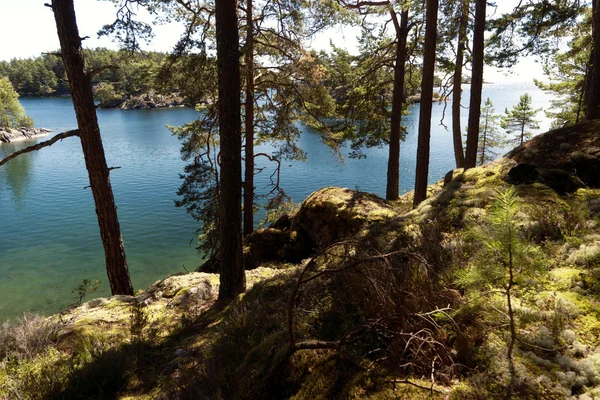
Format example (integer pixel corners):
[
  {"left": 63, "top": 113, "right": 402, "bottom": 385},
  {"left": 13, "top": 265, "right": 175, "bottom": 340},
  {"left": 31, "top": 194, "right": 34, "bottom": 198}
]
[{"left": 0, "top": 141, "right": 34, "bottom": 207}]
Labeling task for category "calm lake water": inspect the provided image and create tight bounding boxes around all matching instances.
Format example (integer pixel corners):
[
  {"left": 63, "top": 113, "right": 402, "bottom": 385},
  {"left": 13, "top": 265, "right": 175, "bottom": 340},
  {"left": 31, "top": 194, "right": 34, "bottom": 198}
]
[{"left": 0, "top": 82, "right": 554, "bottom": 321}]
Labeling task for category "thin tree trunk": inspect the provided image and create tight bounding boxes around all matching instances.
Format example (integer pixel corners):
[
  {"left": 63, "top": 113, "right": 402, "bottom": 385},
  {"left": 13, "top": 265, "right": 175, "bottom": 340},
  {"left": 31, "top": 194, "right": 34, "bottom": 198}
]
[
  {"left": 465, "top": 0, "right": 486, "bottom": 169},
  {"left": 243, "top": 0, "right": 255, "bottom": 237},
  {"left": 386, "top": 7, "right": 409, "bottom": 201},
  {"left": 452, "top": 0, "right": 468, "bottom": 168},
  {"left": 520, "top": 122, "right": 525, "bottom": 146},
  {"left": 216, "top": 0, "right": 245, "bottom": 300},
  {"left": 413, "top": 0, "right": 439, "bottom": 207},
  {"left": 51, "top": 0, "right": 133, "bottom": 295},
  {"left": 586, "top": 0, "right": 600, "bottom": 120},
  {"left": 479, "top": 113, "right": 488, "bottom": 166},
  {"left": 506, "top": 224, "right": 517, "bottom": 390}
]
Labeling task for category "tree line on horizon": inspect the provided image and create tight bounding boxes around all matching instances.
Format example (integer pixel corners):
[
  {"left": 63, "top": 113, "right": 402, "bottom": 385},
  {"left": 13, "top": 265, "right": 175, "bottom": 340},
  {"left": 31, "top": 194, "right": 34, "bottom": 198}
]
[{"left": 1, "top": 0, "right": 599, "bottom": 302}]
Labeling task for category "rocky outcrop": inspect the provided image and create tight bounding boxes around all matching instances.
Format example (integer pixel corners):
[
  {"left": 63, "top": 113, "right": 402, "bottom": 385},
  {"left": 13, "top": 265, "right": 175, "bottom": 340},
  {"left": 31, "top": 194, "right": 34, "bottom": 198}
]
[
  {"left": 506, "top": 120, "right": 600, "bottom": 188},
  {"left": 0, "top": 127, "right": 52, "bottom": 143},
  {"left": 241, "top": 187, "right": 400, "bottom": 269}
]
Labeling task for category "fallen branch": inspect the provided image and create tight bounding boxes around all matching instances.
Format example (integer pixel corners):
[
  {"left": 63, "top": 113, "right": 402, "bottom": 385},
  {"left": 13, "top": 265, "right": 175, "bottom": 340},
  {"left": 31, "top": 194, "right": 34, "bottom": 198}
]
[
  {"left": 0, "top": 129, "right": 80, "bottom": 167},
  {"left": 388, "top": 378, "right": 445, "bottom": 394}
]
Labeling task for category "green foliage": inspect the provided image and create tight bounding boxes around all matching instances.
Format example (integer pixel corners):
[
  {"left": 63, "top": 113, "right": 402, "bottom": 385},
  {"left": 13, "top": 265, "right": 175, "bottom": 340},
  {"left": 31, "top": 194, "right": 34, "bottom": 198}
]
[
  {"left": 129, "top": 300, "right": 149, "bottom": 341},
  {"left": 0, "top": 76, "right": 34, "bottom": 129},
  {"left": 535, "top": 8, "right": 592, "bottom": 128},
  {"left": 72, "top": 279, "right": 101, "bottom": 306},
  {"left": 0, "top": 48, "right": 196, "bottom": 102},
  {"left": 501, "top": 93, "right": 541, "bottom": 147},
  {"left": 93, "top": 82, "right": 119, "bottom": 104},
  {"left": 474, "top": 98, "right": 504, "bottom": 165}
]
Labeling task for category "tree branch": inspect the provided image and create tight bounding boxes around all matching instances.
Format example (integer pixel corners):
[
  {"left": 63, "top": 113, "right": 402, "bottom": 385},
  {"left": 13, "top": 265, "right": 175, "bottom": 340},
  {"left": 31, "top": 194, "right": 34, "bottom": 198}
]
[
  {"left": 0, "top": 130, "right": 80, "bottom": 167},
  {"left": 88, "top": 65, "right": 120, "bottom": 78}
]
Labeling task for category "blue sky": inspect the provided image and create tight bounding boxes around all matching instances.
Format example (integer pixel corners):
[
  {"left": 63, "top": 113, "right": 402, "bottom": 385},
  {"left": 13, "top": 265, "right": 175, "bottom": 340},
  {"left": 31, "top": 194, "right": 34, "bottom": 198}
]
[{"left": 1, "top": 0, "right": 544, "bottom": 82}]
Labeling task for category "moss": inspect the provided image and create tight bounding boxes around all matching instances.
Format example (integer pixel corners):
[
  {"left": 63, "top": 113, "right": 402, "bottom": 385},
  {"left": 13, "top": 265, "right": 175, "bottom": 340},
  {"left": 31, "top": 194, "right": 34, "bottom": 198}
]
[{"left": 548, "top": 267, "right": 582, "bottom": 291}]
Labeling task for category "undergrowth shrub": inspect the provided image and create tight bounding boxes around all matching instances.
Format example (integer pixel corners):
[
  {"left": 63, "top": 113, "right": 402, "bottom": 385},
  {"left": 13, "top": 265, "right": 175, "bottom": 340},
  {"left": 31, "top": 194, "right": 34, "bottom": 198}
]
[{"left": 0, "top": 313, "right": 63, "bottom": 360}]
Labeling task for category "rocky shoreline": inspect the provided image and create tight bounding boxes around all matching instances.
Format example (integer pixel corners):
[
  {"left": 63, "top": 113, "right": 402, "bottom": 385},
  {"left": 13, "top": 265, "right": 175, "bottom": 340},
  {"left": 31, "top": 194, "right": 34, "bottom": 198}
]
[
  {"left": 98, "top": 92, "right": 190, "bottom": 110},
  {"left": 0, "top": 127, "right": 52, "bottom": 143}
]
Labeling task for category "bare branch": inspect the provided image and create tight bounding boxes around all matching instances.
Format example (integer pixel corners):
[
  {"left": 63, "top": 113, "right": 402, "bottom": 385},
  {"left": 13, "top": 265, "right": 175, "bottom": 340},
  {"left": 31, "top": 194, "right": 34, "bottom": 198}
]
[{"left": 0, "top": 130, "right": 80, "bottom": 167}]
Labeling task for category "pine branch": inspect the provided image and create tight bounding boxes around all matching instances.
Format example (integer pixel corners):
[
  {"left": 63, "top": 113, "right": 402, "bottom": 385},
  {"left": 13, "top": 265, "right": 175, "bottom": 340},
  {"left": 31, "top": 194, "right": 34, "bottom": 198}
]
[{"left": 0, "top": 130, "right": 80, "bottom": 167}]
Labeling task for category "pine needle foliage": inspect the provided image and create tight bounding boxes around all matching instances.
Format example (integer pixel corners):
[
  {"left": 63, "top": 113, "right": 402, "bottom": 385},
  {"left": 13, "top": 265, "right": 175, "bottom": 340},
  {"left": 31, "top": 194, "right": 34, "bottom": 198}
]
[{"left": 458, "top": 188, "right": 547, "bottom": 389}]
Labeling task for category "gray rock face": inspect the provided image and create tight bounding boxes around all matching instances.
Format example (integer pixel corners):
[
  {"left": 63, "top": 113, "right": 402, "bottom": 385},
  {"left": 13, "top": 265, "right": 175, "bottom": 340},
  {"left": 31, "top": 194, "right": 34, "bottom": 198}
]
[{"left": 0, "top": 127, "right": 52, "bottom": 143}]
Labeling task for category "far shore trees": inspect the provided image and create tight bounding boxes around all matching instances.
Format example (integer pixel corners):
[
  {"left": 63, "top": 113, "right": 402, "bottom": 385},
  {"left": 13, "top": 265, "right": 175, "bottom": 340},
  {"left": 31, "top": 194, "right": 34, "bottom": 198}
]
[{"left": 0, "top": 77, "right": 33, "bottom": 129}]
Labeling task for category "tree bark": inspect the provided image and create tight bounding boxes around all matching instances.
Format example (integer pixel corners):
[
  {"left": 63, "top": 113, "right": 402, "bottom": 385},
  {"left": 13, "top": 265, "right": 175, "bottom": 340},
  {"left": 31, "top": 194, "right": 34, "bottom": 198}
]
[
  {"left": 464, "top": 0, "right": 486, "bottom": 169},
  {"left": 452, "top": 0, "right": 468, "bottom": 169},
  {"left": 413, "top": 0, "right": 438, "bottom": 207},
  {"left": 216, "top": 0, "right": 246, "bottom": 300},
  {"left": 386, "top": 7, "right": 409, "bottom": 201},
  {"left": 51, "top": 0, "right": 133, "bottom": 295},
  {"left": 586, "top": 0, "right": 600, "bottom": 120},
  {"left": 243, "top": 0, "right": 255, "bottom": 237}
]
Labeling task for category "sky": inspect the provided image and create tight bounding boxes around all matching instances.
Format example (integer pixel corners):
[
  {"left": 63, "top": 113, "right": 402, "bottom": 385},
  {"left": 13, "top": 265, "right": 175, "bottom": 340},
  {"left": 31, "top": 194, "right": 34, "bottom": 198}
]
[{"left": 0, "top": 0, "right": 545, "bottom": 83}]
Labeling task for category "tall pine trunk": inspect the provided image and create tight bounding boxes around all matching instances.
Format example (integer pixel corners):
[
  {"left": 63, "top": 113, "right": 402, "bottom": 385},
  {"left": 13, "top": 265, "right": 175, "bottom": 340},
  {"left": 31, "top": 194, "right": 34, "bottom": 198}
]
[
  {"left": 243, "top": 0, "right": 255, "bottom": 237},
  {"left": 465, "top": 0, "right": 486, "bottom": 169},
  {"left": 586, "top": 0, "right": 600, "bottom": 120},
  {"left": 51, "top": 0, "right": 133, "bottom": 295},
  {"left": 216, "top": 0, "right": 246, "bottom": 300},
  {"left": 386, "top": 7, "right": 409, "bottom": 201},
  {"left": 413, "top": 0, "right": 439, "bottom": 207},
  {"left": 452, "top": 0, "right": 468, "bottom": 169}
]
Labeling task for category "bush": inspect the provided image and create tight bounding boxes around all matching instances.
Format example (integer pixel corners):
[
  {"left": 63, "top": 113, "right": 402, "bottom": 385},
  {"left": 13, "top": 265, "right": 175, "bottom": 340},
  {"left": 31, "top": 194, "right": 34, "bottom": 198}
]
[{"left": 0, "top": 313, "right": 64, "bottom": 360}]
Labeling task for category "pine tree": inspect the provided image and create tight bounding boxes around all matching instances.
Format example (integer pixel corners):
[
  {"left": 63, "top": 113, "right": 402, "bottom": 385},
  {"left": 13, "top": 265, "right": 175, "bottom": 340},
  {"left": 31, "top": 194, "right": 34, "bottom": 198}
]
[
  {"left": 51, "top": 0, "right": 134, "bottom": 296},
  {"left": 477, "top": 98, "right": 503, "bottom": 165},
  {"left": 501, "top": 93, "right": 541, "bottom": 147}
]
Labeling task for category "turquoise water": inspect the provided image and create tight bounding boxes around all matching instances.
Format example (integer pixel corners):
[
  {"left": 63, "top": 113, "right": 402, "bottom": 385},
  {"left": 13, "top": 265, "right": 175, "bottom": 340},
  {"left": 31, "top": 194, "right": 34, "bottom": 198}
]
[{"left": 0, "top": 83, "right": 554, "bottom": 321}]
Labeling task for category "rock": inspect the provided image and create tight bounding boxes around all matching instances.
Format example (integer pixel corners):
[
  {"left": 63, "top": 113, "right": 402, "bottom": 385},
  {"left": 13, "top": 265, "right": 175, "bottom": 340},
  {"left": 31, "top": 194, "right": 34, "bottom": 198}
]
[
  {"left": 506, "top": 163, "right": 539, "bottom": 185},
  {"left": 291, "top": 187, "right": 398, "bottom": 248},
  {"left": 505, "top": 163, "right": 584, "bottom": 194},
  {"left": 244, "top": 227, "right": 309, "bottom": 269},
  {"left": 506, "top": 120, "right": 600, "bottom": 188},
  {"left": 0, "top": 127, "right": 52, "bottom": 143},
  {"left": 537, "top": 168, "right": 585, "bottom": 194},
  {"left": 269, "top": 213, "right": 292, "bottom": 230}
]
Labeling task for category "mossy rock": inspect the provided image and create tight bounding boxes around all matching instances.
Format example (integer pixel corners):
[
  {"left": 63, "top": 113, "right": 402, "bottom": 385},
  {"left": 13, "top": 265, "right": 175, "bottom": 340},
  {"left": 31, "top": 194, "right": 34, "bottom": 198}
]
[
  {"left": 507, "top": 120, "right": 600, "bottom": 188},
  {"left": 244, "top": 227, "right": 310, "bottom": 269},
  {"left": 292, "top": 187, "right": 399, "bottom": 248}
]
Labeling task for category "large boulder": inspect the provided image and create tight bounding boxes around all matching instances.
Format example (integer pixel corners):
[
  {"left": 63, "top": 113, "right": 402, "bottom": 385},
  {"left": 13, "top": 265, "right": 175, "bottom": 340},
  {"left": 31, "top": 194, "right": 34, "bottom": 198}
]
[
  {"left": 291, "top": 187, "right": 398, "bottom": 249},
  {"left": 506, "top": 120, "right": 600, "bottom": 188},
  {"left": 505, "top": 163, "right": 584, "bottom": 194},
  {"left": 243, "top": 226, "right": 309, "bottom": 269}
]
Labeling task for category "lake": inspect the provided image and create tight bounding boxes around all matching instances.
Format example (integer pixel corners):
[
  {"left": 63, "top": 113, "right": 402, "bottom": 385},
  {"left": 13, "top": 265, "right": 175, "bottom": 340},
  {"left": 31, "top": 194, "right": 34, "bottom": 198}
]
[{"left": 0, "top": 82, "right": 555, "bottom": 321}]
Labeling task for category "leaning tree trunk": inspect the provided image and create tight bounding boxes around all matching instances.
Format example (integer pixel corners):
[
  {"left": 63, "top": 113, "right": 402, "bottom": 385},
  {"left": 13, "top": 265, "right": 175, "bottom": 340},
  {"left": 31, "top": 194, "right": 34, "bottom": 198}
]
[
  {"left": 413, "top": 0, "right": 439, "bottom": 207},
  {"left": 243, "top": 0, "right": 255, "bottom": 237},
  {"left": 452, "top": 0, "right": 468, "bottom": 169},
  {"left": 51, "top": 0, "right": 133, "bottom": 295},
  {"left": 216, "top": 0, "right": 246, "bottom": 300},
  {"left": 386, "top": 7, "right": 409, "bottom": 201},
  {"left": 586, "top": 0, "right": 600, "bottom": 120},
  {"left": 464, "top": 0, "right": 486, "bottom": 169}
]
